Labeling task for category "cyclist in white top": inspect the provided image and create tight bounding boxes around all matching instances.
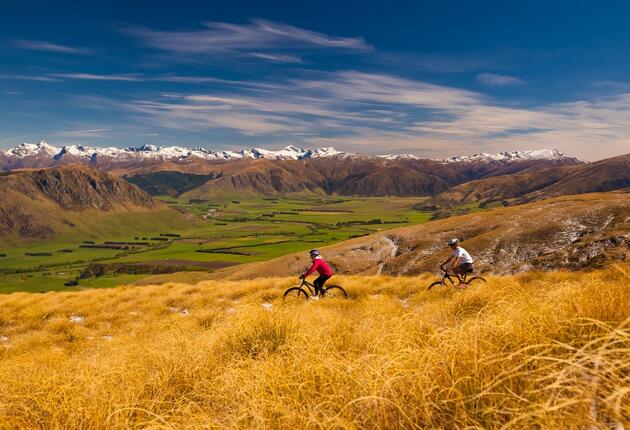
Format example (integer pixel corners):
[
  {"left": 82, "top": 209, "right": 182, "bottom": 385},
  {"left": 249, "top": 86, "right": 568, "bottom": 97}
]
[{"left": 441, "top": 238, "right": 474, "bottom": 285}]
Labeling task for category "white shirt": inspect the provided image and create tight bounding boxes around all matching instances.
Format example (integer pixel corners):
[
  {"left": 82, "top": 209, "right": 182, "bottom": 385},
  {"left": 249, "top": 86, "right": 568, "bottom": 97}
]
[{"left": 452, "top": 246, "right": 473, "bottom": 264}]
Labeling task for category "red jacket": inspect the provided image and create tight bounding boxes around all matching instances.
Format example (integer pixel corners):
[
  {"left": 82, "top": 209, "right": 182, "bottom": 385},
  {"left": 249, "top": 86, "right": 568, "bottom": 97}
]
[{"left": 303, "top": 256, "right": 333, "bottom": 277}]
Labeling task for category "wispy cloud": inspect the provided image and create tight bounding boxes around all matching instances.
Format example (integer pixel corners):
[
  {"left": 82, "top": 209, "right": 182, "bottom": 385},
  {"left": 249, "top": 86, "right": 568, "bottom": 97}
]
[
  {"left": 11, "top": 40, "right": 92, "bottom": 55},
  {"left": 476, "top": 72, "right": 525, "bottom": 87},
  {"left": 55, "top": 128, "right": 110, "bottom": 138},
  {"left": 122, "top": 19, "right": 371, "bottom": 62},
  {"left": 2, "top": 72, "right": 274, "bottom": 87},
  {"left": 0, "top": 74, "right": 61, "bottom": 82},
  {"left": 248, "top": 52, "right": 304, "bottom": 63},
  {"left": 49, "top": 73, "right": 143, "bottom": 82},
  {"left": 69, "top": 70, "right": 630, "bottom": 160}
]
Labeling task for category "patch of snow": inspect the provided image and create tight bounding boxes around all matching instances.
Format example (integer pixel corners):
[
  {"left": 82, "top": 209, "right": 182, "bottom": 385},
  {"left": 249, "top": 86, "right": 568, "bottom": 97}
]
[
  {"left": 0, "top": 335, "right": 9, "bottom": 343},
  {"left": 261, "top": 302, "right": 273, "bottom": 311},
  {"left": 377, "top": 154, "right": 419, "bottom": 160},
  {"left": 69, "top": 315, "right": 84, "bottom": 323},
  {"left": 100, "top": 335, "right": 113, "bottom": 341}
]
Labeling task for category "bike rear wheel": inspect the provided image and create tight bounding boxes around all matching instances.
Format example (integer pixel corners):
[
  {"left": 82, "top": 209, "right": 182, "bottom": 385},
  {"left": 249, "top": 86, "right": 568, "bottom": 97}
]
[
  {"left": 322, "top": 285, "right": 348, "bottom": 299},
  {"left": 283, "top": 287, "right": 308, "bottom": 302}
]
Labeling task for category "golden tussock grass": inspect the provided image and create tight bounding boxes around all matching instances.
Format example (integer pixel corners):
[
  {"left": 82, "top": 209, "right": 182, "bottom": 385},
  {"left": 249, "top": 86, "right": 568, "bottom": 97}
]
[{"left": 0, "top": 266, "right": 628, "bottom": 429}]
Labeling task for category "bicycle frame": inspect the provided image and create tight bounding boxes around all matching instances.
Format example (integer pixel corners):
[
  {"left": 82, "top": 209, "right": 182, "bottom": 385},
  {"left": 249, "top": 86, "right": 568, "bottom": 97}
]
[
  {"left": 440, "top": 265, "right": 470, "bottom": 283},
  {"left": 299, "top": 279, "right": 317, "bottom": 295}
]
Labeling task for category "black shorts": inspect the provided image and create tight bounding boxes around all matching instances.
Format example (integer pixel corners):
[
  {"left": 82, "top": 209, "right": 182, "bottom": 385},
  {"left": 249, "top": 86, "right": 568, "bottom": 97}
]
[
  {"left": 313, "top": 275, "right": 331, "bottom": 290},
  {"left": 457, "top": 263, "right": 474, "bottom": 273}
]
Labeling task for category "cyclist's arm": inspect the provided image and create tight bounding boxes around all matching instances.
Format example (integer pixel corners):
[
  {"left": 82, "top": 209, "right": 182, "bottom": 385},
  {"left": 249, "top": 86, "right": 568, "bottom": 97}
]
[
  {"left": 442, "top": 255, "right": 454, "bottom": 267},
  {"left": 302, "top": 259, "right": 320, "bottom": 277}
]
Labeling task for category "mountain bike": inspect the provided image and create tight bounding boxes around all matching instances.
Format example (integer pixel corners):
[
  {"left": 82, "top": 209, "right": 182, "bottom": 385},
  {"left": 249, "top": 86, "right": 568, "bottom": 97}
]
[
  {"left": 283, "top": 277, "right": 348, "bottom": 302},
  {"left": 427, "top": 265, "right": 486, "bottom": 290}
]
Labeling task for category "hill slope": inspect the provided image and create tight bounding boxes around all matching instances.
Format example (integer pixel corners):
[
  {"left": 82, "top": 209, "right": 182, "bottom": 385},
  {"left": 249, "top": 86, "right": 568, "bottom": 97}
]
[
  {"left": 436, "top": 153, "right": 630, "bottom": 205},
  {"left": 211, "top": 191, "right": 630, "bottom": 278},
  {"left": 0, "top": 266, "right": 627, "bottom": 428},
  {"left": 121, "top": 155, "right": 580, "bottom": 199},
  {"left": 0, "top": 165, "right": 163, "bottom": 240}
]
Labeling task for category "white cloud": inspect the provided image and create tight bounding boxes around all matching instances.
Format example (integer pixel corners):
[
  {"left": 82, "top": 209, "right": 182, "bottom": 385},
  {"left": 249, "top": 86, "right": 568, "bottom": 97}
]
[
  {"left": 476, "top": 72, "right": 525, "bottom": 87},
  {"left": 11, "top": 40, "right": 91, "bottom": 55}
]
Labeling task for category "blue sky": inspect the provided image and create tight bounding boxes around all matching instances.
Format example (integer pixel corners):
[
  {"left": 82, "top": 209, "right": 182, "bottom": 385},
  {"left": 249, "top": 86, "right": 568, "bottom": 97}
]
[{"left": 2, "top": 0, "right": 630, "bottom": 160}]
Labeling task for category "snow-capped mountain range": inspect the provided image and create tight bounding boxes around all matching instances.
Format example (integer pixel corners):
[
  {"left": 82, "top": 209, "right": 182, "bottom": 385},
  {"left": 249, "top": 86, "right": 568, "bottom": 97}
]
[
  {"left": 2, "top": 141, "right": 345, "bottom": 162},
  {"left": 444, "top": 149, "right": 574, "bottom": 163},
  {"left": 1, "top": 141, "right": 578, "bottom": 165}
]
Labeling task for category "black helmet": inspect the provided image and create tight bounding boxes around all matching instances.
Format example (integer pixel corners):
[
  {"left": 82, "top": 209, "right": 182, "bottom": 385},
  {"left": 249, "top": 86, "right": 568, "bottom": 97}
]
[
  {"left": 309, "top": 249, "right": 320, "bottom": 256},
  {"left": 447, "top": 238, "right": 459, "bottom": 246}
]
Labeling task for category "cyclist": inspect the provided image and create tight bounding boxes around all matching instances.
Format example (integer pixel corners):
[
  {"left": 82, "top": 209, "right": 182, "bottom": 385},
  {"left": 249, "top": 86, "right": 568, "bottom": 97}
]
[
  {"left": 300, "top": 249, "right": 333, "bottom": 297},
  {"left": 441, "top": 238, "right": 474, "bottom": 286}
]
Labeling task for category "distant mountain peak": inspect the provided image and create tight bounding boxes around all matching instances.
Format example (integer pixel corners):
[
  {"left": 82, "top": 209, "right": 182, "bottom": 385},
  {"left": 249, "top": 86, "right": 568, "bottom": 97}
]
[
  {"left": 444, "top": 149, "right": 579, "bottom": 163},
  {"left": 4, "top": 141, "right": 60, "bottom": 158}
]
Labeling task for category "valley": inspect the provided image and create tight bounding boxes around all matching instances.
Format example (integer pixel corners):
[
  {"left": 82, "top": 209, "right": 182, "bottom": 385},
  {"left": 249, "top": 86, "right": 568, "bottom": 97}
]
[{"left": 0, "top": 195, "right": 435, "bottom": 293}]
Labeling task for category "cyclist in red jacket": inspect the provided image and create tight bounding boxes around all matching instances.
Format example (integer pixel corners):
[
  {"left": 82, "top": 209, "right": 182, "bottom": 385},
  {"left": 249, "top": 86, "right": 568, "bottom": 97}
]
[{"left": 300, "top": 249, "right": 333, "bottom": 296}]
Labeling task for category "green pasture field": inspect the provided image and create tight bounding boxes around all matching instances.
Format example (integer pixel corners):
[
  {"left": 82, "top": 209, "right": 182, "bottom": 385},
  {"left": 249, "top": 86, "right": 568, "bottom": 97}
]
[{"left": 0, "top": 196, "right": 438, "bottom": 293}]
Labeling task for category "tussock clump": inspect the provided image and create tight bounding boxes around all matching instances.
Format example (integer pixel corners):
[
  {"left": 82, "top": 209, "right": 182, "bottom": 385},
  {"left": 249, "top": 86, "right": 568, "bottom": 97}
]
[{"left": 0, "top": 266, "right": 628, "bottom": 428}]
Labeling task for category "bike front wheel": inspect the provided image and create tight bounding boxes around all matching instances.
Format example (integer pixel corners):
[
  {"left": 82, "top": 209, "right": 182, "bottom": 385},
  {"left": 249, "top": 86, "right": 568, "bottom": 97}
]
[
  {"left": 466, "top": 276, "right": 487, "bottom": 285},
  {"left": 428, "top": 275, "right": 454, "bottom": 291},
  {"left": 322, "top": 285, "right": 348, "bottom": 299},
  {"left": 283, "top": 287, "right": 309, "bottom": 302},
  {"left": 427, "top": 280, "right": 444, "bottom": 291}
]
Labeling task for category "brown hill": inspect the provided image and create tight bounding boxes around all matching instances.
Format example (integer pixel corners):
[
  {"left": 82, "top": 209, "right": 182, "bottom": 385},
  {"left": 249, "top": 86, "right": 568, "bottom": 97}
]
[
  {"left": 436, "top": 154, "right": 630, "bottom": 205},
  {"left": 119, "top": 156, "right": 581, "bottom": 198},
  {"left": 525, "top": 153, "right": 630, "bottom": 200},
  {"left": 0, "top": 165, "right": 159, "bottom": 240},
  {"left": 183, "top": 159, "right": 322, "bottom": 198},
  {"left": 208, "top": 190, "right": 630, "bottom": 279}
]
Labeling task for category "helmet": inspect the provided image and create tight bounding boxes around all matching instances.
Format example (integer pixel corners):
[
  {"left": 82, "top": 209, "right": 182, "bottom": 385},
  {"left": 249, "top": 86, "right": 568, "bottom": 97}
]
[
  {"left": 447, "top": 238, "right": 459, "bottom": 246},
  {"left": 309, "top": 249, "right": 320, "bottom": 256}
]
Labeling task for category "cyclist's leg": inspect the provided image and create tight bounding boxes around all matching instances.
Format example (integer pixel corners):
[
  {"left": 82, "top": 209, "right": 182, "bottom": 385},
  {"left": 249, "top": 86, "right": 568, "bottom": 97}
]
[
  {"left": 451, "top": 265, "right": 464, "bottom": 284},
  {"left": 461, "top": 264, "right": 474, "bottom": 284},
  {"left": 313, "top": 275, "right": 329, "bottom": 295}
]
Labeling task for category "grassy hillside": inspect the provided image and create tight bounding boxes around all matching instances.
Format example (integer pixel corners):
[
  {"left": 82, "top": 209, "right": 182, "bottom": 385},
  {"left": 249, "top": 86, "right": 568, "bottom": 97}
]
[{"left": 0, "top": 265, "right": 628, "bottom": 428}]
